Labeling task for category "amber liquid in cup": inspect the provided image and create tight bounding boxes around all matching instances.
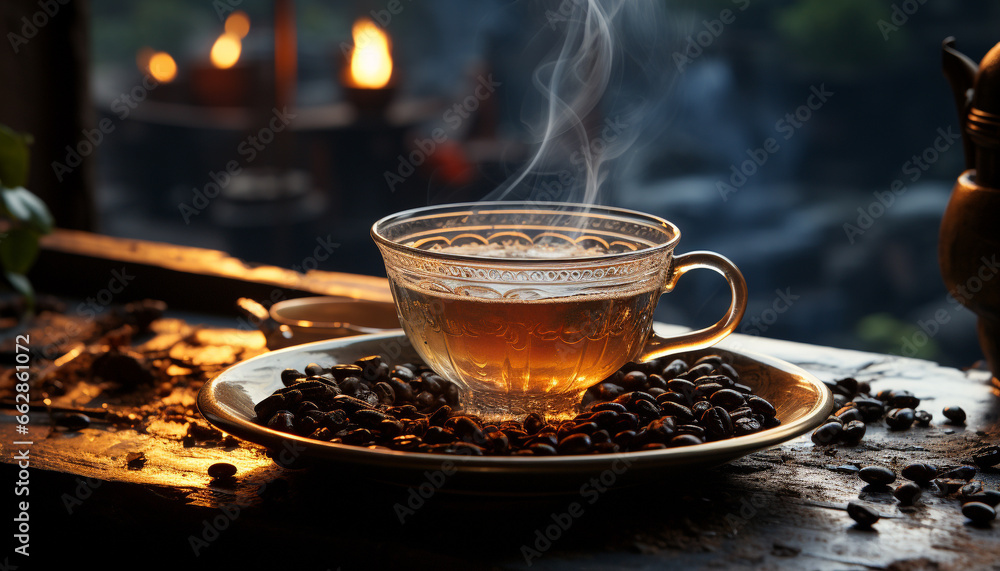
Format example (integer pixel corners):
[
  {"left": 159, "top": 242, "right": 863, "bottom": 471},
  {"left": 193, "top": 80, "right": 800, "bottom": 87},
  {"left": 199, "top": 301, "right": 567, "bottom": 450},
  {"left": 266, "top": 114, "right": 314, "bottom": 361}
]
[
  {"left": 373, "top": 202, "right": 748, "bottom": 422},
  {"left": 393, "top": 273, "right": 659, "bottom": 418}
]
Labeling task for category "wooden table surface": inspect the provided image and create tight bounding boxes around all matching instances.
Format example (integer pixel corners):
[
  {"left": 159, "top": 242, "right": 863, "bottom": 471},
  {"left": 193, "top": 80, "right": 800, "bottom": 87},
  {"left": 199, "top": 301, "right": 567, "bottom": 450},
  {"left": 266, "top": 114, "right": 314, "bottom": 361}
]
[{"left": 1, "top": 319, "right": 999, "bottom": 570}]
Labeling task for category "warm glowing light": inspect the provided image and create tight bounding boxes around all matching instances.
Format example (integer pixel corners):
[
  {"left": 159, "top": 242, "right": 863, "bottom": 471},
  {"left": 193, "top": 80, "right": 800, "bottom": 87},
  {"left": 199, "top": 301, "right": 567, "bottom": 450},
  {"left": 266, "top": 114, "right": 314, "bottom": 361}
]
[
  {"left": 211, "top": 33, "right": 242, "bottom": 69},
  {"left": 148, "top": 51, "right": 177, "bottom": 83},
  {"left": 349, "top": 18, "right": 392, "bottom": 89},
  {"left": 225, "top": 10, "right": 251, "bottom": 39}
]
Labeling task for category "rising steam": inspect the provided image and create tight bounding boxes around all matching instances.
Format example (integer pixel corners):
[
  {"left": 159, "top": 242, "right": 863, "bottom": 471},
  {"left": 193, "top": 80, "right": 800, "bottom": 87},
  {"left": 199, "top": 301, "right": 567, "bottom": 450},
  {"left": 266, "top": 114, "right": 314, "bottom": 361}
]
[{"left": 486, "top": 0, "right": 668, "bottom": 205}]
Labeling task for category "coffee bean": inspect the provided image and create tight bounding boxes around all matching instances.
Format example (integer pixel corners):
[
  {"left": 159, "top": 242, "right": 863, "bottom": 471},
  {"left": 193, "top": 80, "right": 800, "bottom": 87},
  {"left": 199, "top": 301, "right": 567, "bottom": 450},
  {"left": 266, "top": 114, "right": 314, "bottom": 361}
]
[
  {"left": 732, "top": 383, "right": 754, "bottom": 395},
  {"left": 669, "top": 434, "right": 704, "bottom": 447},
  {"left": 253, "top": 393, "right": 286, "bottom": 423},
  {"left": 640, "top": 443, "right": 668, "bottom": 451},
  {"left": 524, "top": 412, "right": 545, "bottom": 435},
  {"left": 972, "top": 445, "right": 1000, "bottom": 468},
  {"left": 294, "top": 414, "right": 320, "bottom": 436},
  {"left": 694, "top": 354, "right": 724, "bottom": 368},
  {"left": 691, "top": 401, "right": 712, "bottom": 416},
  {"left": 280, "top": 368, "right": 304, "bottom": 386},
  {"left": 894, "top": 482, "right": 922, "bottom": 506},
  {"left": 645, "top": 417, "right": 676, "bottom": 442},
  {"left": 591, "top": 429, "right": 611, "bottom": 444},
  {"left": 378, "top": 419, "right": 404, "bottom": 438},
  {"left": 329, "top": 364, "right": 364, "bottom": 382},
  {"left": 660, "top": 401, "right": 695, "bottom": 424},
  {"left": 620, "top": 371, "right": 648, "bottom": 391},
  {"left": 701, "top": 406, "right": 733, "bottom": 440},
  {"left": 859, "top": 466, "right": 896, "bottom": 486},
  {"left": 304, "top": 363, "right": 326, "bottom": 376},
  {"left": 888, "top": 389, "right": 920, "bottom": 409},
  {"left": 321, "top": 410, "right": 350, "bottom": 432},
  {"left": 901, "top": 463, "right": 938, "bottom": 484},
  {"left": 811, "top": 421, "right": 843, "bottom": 445},
  {"left": 390, "top": 435, "right": 423, "bottom": 451},
  {"left": 267, "top": 410, "right": 295, "bottom": 433},
  {"left": 679, "top": 362, "right": 715, "bottom": 380},
  {"left": 914, "top": 410, "right": 932, "bottom": 427},
  {"left": 587, "top": 410, "right": 619, "bottom": 429},
  {"left": 526, "top": 443, "right": 558, "bottom": 455},
  {"left": 352, "top": 409, "right": 390, "bottom": 430},
  {"left": 665, "top": 379, "right": 697, "bottom": 403},
  {"left": 835, "top": 377, "right": 859, "bottom": 398},
  {"left": 662, "top": 359, "right": 688, "bottom": 378},
  {"left": 746, "top": 396, "right": 776, "bottom": 418},
  {"left": 733, "top": 417, "right": 761, "bottom": 436},
  {"left": 873, "top": 389, "right": 894, "bottom": 402},
  {"left": 885, "top": 408, "right": 915, "bottom": 430},
  {"left": 55, "top": 413, "right": 91, "bottom": 431},
  {"left": 424, "top": 426, "right": 457, "bottom": 444},
  {"left": 342, "top": 428, "right": 374, "bottom": 445},
  {"left": 676, "top": 424, "right": 705, "bottom": 437},
  {"left": 942, "top": 406, "right": 967, "bottom": 425},
  {"left": 939, "top": 465, "right": 976, "bottom": 480},
  {"left": 695, "top": 383, "right": 725, "bottom": 399},
  {"left": 717, "top": 363, "right": 740, "bottom": 382},
  {"left": 612, "top": 412, "right": 640, "bottom": 433},
  {"left": 558, "top": 433, "right": 593, "bottom": 455},
  {"left": 836, "top": 408, "right": 865, "bottom": 424},
  {"left": 728, "top": 406, "right": 753, "bottom": 422},
  {"left": 207, "top": 462, "right": 237, "bottom": 480},
  {"left": 710, "top": 389, "right": 745, "bottom": 410},
  {"left": 526, "top": 433, "right": 558, "bottom": 448},
  {"left": 961, "top": 502, "right": 996, "bottom": 525},
  {"left": 842, "top": 420, "right": 866, "bottom": 444},
  {"left": 647, "top": 374, "right": 668, "bottom": 391},
  {"left": 965, "top": 491, "right": 1000, "bottom": 508},
  {"left": 309, "top": 427, "right": 334, "bottom": 441},
  {"left": 612, "top": 430, "right": 637, "bottom": 449},
  {"left": 594, "top": 382, "right": 626, "bottom": 401},
  {"left": 853, "top": 398, "right": 884, "bottom": 422},
  {"left": 374, "top": 382, "right": 396, "bottom": 405},
  {"left": 591, "top": 402, "right": 627, "bottom": 414},
  {"left": 847, "top": 501, "right": 880, "bottom": 528},
  {"left": 428, "top": 405, "right": 452, "bottom": 426},
  {"left": 631, "top": 399, "right": 662, "bottom": 422}
]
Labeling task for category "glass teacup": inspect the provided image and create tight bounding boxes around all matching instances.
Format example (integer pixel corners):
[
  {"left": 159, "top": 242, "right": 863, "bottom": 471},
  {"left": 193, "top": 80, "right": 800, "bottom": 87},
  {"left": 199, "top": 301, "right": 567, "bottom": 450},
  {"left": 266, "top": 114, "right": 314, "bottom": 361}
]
[{"left": 372, "top": 202, "right": 747, "bottom": 421}]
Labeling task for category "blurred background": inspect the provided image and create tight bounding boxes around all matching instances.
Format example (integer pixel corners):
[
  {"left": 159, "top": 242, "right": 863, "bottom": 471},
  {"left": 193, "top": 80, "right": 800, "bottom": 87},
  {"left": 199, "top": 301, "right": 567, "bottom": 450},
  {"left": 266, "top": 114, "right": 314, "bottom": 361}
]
[{"left": 2, "top": 0, "right": 998, "bottom": 367}]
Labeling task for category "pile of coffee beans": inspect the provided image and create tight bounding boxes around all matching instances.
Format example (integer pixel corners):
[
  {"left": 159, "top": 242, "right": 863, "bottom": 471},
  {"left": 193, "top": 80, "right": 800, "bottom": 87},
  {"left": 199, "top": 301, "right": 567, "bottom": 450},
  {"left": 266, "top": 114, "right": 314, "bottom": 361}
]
[
  {"left": 251, "top": 354, "right": 780, "bottom": 456},
  {"left": 848, "top": 460, "right": 1000, "bottom": 527},
  {"left": 811, "top": 377, "right": 971, "bottom": 446}
]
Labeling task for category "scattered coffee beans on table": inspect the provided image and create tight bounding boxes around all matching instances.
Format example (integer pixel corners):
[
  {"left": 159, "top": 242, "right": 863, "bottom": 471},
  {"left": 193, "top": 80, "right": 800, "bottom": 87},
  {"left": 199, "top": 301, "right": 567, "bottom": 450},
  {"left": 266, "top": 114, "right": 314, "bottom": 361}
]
[{"left": 251, "top": 354, "right": 780, "bottom": 456}]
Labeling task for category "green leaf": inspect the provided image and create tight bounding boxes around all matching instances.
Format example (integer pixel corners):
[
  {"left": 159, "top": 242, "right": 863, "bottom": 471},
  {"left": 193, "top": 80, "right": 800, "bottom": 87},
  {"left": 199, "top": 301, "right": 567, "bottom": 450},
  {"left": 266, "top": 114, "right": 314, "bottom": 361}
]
[
  {"left": 0, "top": 186, "right": 53, "bottom": 233},
  {"left": 4, "top": 271, "right": 35, "bottom": 313},
  {"left": 0, "top": 228, "right": 40, "bottom": 274},
  {"left": 0, "top": 125, "right": 31, "bottom": 188}
]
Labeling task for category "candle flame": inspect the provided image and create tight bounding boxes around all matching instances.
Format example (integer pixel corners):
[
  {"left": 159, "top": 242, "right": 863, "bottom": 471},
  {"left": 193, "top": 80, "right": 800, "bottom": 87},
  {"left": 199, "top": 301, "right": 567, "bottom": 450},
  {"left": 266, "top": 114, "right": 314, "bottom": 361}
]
[
  {"left": 211, "top": 33, "right": 242, "bottom": 69},
  {"left": 349, "top": 18, "right": 392, "bottom": 89},
  {"left": 225, "top": 10, "right": 251, "bottom": 39},
  {"left": 148, "top": 51, "right": 177, "bottom": 83}
]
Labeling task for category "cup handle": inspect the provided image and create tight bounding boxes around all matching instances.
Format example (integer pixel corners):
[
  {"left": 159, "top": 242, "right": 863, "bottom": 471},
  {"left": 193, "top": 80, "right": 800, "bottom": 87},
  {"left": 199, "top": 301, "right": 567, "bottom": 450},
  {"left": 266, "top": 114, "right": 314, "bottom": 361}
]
[{"left": 637, "top": 251, "right": 748, "bottom": 362}]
